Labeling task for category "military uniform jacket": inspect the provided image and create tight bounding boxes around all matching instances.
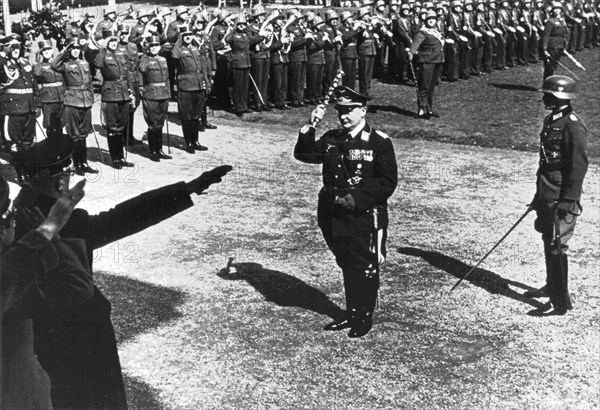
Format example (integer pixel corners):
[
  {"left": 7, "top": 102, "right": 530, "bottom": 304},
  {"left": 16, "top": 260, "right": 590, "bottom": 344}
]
[
  {"left": 543, "top": 17, "right": 569, "bottom": 49},
  {"left": 172, "top": 42, "right": 209, "bottom": 91},
  {"left": 196, "top": 31, "right": 217, "bottom": 72},
  {"left": 51, "top": 54, "right": 94, "bottom": 108},
  {"left": 410, "top": 27, "right": 445, "bottom": 63},
  {"left": 536, "top": 106, "right": 588, "bottom": 202},
  {"left": 248, "top": 24, "right": 270, "bottom": 60},
  {"left": 94, "top": 48, "right": 132, "bottom": 102},
  {"left": 0, "top": 56, "right": 38, "bottom": 114},
  {"left": 165, "top": 20, "right": 187, "bottom": 53},
  {"left": 323, "top": 25, "right": 340, "bottom": 57},
  {"left": 340, "top": 25, "right": 358, "bottom": 59},
  {"left": 393, "top": 16, "right": 414, "bottom": 47},
  {"left": 447, "top": 12, "right": 467, "bottom": 39},
  {"left": 295, "top": 122, "right": 398, "bottom": 236},
  {"left": 288, "top": 24, "right": 307, "bottom": 62},
  {"left": 225, "top": 29, "right": 263, "bottom": 69},
  {"left": 21, "top": 182, "right": 194, "bottom": 409},
  {"left": 357, "top": 26, "right": 377, "bottom": 56},
  {"left": 269, "top": 36, "right": 288, "bottom": 64},
  {"left": 211, "top": 24, "right": 232, "bottom": 59},
  {"left": 129, "top": 21, "right": 146, "bottom": 50},
  {"left": 306, "top": 29, "right": 326, "bottom": 64},
  {"left": 138, "top": 54, "right": 170, "bottom": 100},
  {"left": 33, "top": 61, "right": 65, "bottom": 103}
]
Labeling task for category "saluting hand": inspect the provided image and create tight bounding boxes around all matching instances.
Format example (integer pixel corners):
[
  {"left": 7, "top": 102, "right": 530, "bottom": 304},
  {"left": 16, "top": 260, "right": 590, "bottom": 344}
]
[
  {"left": 310, "top": 104, "right": 326, "bottom": 125},
  {"left": 187, "top": 165, "right": 233, "bottom": 195}
]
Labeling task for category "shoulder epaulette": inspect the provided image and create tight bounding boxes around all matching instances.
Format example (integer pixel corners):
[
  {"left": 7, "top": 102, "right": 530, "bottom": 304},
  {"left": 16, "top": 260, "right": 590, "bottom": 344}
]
[
  {"left": 374, "top": 129, "right": 390, "bottom": 139},
  {"left": 569, "top": 113, "right": 578, "bottom": 121}
]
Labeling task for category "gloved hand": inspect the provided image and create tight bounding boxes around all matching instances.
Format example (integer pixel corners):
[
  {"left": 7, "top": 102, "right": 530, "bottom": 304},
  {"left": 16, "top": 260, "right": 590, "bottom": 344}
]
[
  {"left": 186, "top": 165, "right": 233, "bottom": 195},
  {"left": 335, "top": 194, "right": 356, "bottom": 210},
  {"left": 309, "top": 104, "right": 326, "bottom": 125}
]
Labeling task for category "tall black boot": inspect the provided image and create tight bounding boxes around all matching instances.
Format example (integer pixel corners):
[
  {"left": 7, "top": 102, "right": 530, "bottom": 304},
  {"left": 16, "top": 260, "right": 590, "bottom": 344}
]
[
  {"left": 191, "top": 120, "right": 208, "bottom": 151},
  {"left": 182, "top": 120, "right": 194, "bottom": 153},
  {"left": 547, "top": 253, "right": 570, "bottom": 314},
  {"left": 201, "top": 110, "right": 217, "bottom": 130},
  {"left": 117, "top": 133, "right": 134, "bottom": 167},
  {"left": 348, "top": 307, "right": 373, "bottom": 338},
  {"left": 80, "top": 140, "right": 99, "bottom": 174},
  {"left": 156, "top": 128, "right": 172, "bottom": 160},
  {"left": 108, "top": 133, "right": 121, "bottom": 169},
  {"left": 148, "top": 129, "right": 160, "bottom": 162}
]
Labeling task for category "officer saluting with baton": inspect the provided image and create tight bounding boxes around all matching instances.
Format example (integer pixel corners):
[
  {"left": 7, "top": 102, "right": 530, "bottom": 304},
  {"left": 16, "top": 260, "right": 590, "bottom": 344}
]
[{"left": 294, "top": 85, "right": 398, "bottom": 338}]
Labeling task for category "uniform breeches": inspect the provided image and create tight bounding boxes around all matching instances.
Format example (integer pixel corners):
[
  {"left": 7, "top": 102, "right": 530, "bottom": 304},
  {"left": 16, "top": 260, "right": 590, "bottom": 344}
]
[
  {"left": 288, "top": 61, "right": 305, "bottom": 104},
  {"left": 178, "top": 90, "right": 204, "bottom": 121},
  {"left": 534, "top": 201, "right": 578, "bottom": 257},
  {"left": 101, "top": 101, "right": 130, "bottom": 134},
  {"left": 42, "top": 102, "right": 64, "bottom": 140},
  {"left": 341, "top": 58, "right": 357, "bottom": 90},
  {"left": 543, "top": 48, "right": 563, "bottom": 79},
  {"left": 231, "top": 68, "right": 250, "bottom": 112},
  {"left": 322, "top": 229, "right": 386, "bottom": 312},
  {"left": 306, "top": 63, "right": 325, "bottom": 102},
  {"left": 270, "top": 63, "right": 288, "bottom": 106},
  {"left": 7, "top": 113, "right": 36, "bottom": 151},
  {"left": 142, "top": 99, "right": 168, "bottom": 131},
  {"left": 63, "top": 106, "right": 91, "bottom": 142},
  {"left": 358, "top": 55, "right": 374, "bottom": 95},
  {"left": 416, "top": 63, "right": 442, "bottom": 113}
]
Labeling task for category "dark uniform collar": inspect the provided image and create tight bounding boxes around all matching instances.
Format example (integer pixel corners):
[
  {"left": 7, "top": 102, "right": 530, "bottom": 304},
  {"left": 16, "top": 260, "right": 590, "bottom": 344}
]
[{"left": 549, "top": 105, "right": 573, "bottom": 123}]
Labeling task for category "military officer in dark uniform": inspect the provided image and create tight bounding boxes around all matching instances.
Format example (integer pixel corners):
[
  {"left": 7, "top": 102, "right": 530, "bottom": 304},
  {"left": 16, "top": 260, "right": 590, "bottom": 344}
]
[
  {"left": 166, "top": 6, "right": 191, "bottom": 99},
  {"left": 210, "top": 10, "right": 234, "bottom": 110},
  {"left": 542, "top": 2, "right": 570, "bottom": 79},
  {"left": 116, "top": 24, "right": 144, "bottom": 146},
  {"left": 51, "top": 38, "right": 98, "bottom": 175},
  {"left": 248, "top": 5, "right": 271, "bottom": 112},
  {"left": 323, "top": 10, "right": 342, "bottom": 95},
  {"left": 172, "top": 26, "right": 210, "bottom": 153},
  {"left": 138, "top": 35, "right": 172, "bottom": 161},
  {"left": 305, "top": 16, "right": 327, "bottom": 104},
  {"left": 192, "top": 12, "right": 218, "bottom": 131},
  {"left": 287, "top": 14, "right": 308, "bottom": 107},
  {"left": 356, "top": 7, "right": 378, "bottom": 97},
  {"left": 0, "top": 36, "right": 39, "bottom": 152},
  {"left": 409, "top": 10, "right": 445, "bottom": 119},
  {"left": 33, "top": 40, "right": 65, "bottom": 141},
  {"left": 94, "top": 35, "right": 135, "bottom": 169},
  {"left": 294, "top": 86, "right": 398, "bottom": 338},
  {"left": 129, "top": 9, "right": 152, "bottom": 50},
  {"left": 526, "top": 75, "right": 588, "bottom": 316},
  {"left": 269, "top": 17, "right": 291, "bottom": 110},
  {"left": 11, "top": 133, "right": 232, "bottom": 410},
  {"left": 339, "top": 11, "right": 359, "bottom": 90},
  {"left": 225, "top": 13, "right": 264, "bottom": 117}
]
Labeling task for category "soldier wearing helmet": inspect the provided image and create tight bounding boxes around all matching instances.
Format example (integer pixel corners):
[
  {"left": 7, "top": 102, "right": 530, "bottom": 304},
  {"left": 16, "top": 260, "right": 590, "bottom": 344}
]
[
  {"left": 323, "top": 9, "right": 342, "bottom": 93},
  {"left": 527, "top": 75, "right": 588, "bottom": 316},
  {"left": 542, "top": 2, "right": 569, "bottom": 79},
  {"left": 339, "top": 11, "right": 359, "bottom": 90}
]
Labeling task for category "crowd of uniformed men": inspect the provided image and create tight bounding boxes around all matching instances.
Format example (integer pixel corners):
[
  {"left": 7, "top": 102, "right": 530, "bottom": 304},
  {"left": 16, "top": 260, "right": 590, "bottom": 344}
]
[{"left": 0, "top": 0, "right": 598, "bottom": 171}]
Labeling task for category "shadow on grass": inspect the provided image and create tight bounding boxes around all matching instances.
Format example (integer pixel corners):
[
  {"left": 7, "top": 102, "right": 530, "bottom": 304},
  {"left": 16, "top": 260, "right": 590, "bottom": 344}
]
[
  {"left": 124, "top": 374, "right": 165, "bottom": 410},
  {"left": 217, "top": 262, "right": 345, "bottom": 320},
  {"left": 397, "top": 247, "right": 546, "bottom": 308},
  {"left": 94, "top": 271, "right": 186, "bottom": 343},
  {"left": 488, "top": 83, "right": 539, "bottom": 92},
  {"left": 368, "top": 104, "right": 417, "bottom": 117}
]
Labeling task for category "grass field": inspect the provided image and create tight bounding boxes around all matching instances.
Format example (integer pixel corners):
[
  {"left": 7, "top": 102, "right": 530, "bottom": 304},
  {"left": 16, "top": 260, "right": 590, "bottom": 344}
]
[{"left": 1, "top": 45, "right": 598, "bottom": 410}]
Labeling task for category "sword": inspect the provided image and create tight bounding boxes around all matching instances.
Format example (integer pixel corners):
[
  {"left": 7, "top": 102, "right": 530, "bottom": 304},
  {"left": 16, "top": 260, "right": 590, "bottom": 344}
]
[
  {"left": 563, "top": 50, "right": 586, "bottom": 71},
  {"left": 450, "top": 206, "right": 534, "bottom": 292},
  {"left": 248, "top": 73, "right": 265, "bottom": 108},
  {"left": 546, "top": 52, "right": 580, "bottom": 80},
  {"left": 91, "top": 126, "right": 105, "bottom": 163},
  {"left": 165, "top": 110, "right": 171, "bottom": 155}
]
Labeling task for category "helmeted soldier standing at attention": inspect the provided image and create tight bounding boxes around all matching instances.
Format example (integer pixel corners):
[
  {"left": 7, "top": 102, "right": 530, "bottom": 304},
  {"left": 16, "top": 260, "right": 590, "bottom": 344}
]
[
  {"left": 409, "top": 11, "right": 445, "bottom": 119},
  {"left": 526, "top": 75, "right": 588, "bottom": 316},
  {"left": 172, "top": 25, "right": 210, "bottom": 153},
  {"left": 339, "top": 11, "right": 359, "bottom": 90},
  {"left": 192, "top": 12, "right": 218, "bottom": 132},
  {"left": 138, "top": 35, "right": 172, "bottom": 162},
  {"left": 542, "top": 2, "right": 570, "bottom": 79},
  {"left": 94, "top": 35, "right": 135, "bottom": 169},
  {"left": 294, "top": 86, "right": 398, "bottom": 338},
  {"left": 51, "top": 38, "right": 98, "bottom": 175},
  {"left": 116, "top": 24, "right": 143, "bottom": 146},
  {"left": 33, "top": 40, "right": 65, "bottom": 141},
  {"left": 0, "top": 36, "right": 39, "bottom": 153}
]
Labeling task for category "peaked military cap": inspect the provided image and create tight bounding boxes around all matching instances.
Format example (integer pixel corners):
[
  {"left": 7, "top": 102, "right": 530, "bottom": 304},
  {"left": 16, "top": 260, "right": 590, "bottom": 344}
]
[
  {"left": 12, "top": 135, "right": 74, "bottom": 177},
  {"left": 334, "top": 86, "right": 372, "bottom": 108}
]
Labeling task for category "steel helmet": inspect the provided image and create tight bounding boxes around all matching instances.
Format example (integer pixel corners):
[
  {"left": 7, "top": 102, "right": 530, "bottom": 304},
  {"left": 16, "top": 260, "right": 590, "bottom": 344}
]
[{"left": 540, "top": 75, "right": 576, "bottom": 99}]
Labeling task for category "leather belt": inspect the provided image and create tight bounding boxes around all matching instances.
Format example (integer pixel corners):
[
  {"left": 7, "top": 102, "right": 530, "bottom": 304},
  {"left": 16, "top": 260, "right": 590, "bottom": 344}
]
[
  {"left": 67, "top": 85, "right": 90, "bottom": 90},
  {"left": 41, "top": 82, "right": 63, "bottom": 88},
  {"left": 147, "top": 82, "right": 167, "bottom": 87},
  {"left": 4, "top": 88, "right": 33, "bottom": 94}
]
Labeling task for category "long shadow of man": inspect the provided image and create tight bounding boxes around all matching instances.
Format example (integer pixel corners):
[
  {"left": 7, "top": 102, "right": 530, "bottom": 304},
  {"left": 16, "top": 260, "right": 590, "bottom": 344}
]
[
  {"left": 217, "top": 262, "right": 345, "bottom": 320},
  {"left": 397, "top": 247, "right": 547, "bottom": 309}
]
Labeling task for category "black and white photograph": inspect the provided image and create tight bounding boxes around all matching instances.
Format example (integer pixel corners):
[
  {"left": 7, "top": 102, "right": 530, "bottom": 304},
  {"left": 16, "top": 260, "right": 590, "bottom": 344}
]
[{"left": 1, "top": 0, "right": 598, "bottom": 408}]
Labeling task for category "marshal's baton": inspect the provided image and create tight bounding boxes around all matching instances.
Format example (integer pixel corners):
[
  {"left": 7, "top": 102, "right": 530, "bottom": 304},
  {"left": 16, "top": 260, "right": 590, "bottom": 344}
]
[
  {"left": 545, "top": 52, "right": 580, "bottom": 80},
  {"left": 310, "top": 69, "right": 345, "bottom": 127},
  {"left": 563, "top": 50, "right": 586, "bottom": 71},
  {"left": 450, "top": 206, "right": 534, "bottom": 292}
]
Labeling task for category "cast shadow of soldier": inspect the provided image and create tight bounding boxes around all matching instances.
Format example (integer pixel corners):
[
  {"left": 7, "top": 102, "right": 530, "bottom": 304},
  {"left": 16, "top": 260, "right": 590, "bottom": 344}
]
[
  {"left": 368, "top": 104, "right": 417, "bottom": 118},
  {"left": 488, "top": 83, "right": 539, "bottom": 92},
  {"left": 217, "top": 262, "right": 345, "bottom": 322},
  {"left": 95, "top": 271, "right": 186, "bottom": 409},
  {"left": 397, "top": 247, "right": 547, "bottom": 309}
]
